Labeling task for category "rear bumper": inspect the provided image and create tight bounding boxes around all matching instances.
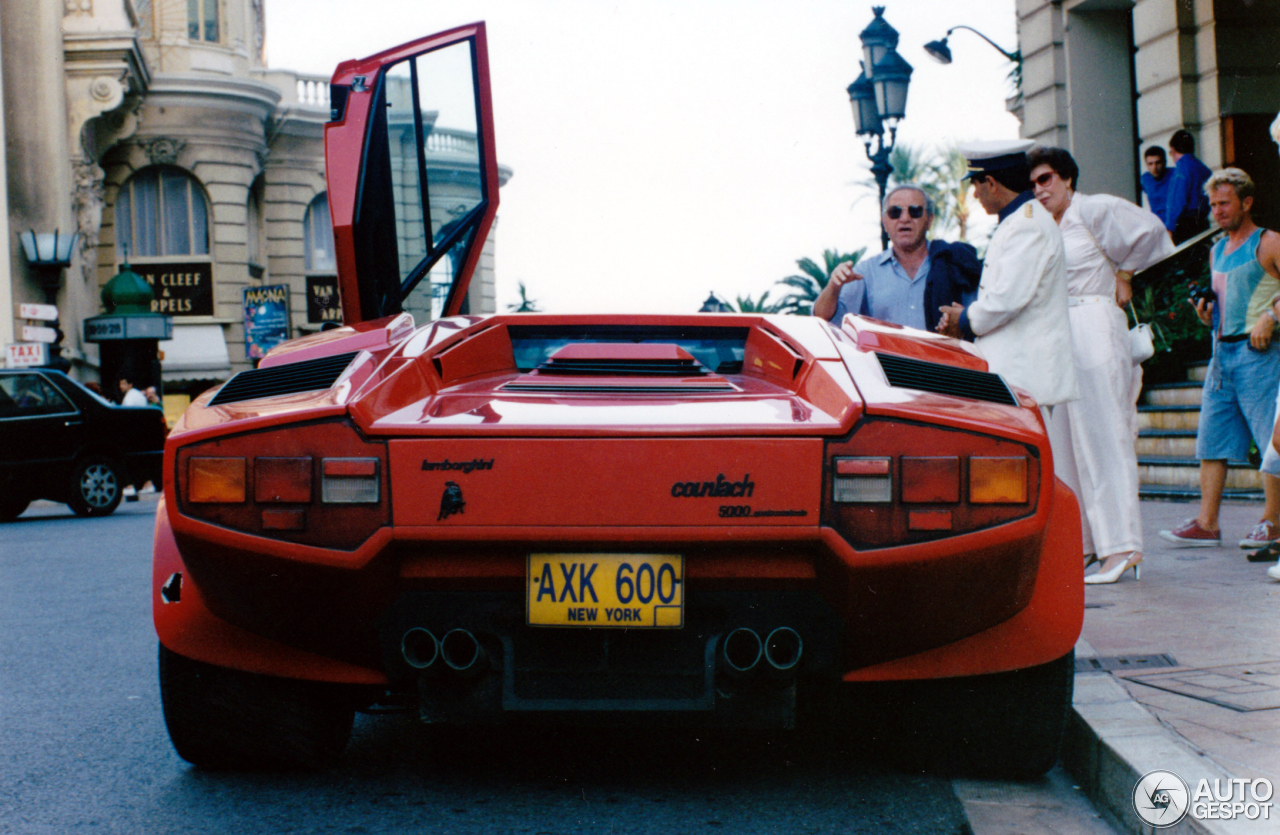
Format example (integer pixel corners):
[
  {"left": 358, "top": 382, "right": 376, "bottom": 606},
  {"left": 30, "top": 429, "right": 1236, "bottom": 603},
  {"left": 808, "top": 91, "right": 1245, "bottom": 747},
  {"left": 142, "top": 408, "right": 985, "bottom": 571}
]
[{"left": 154, "top": 480, "right": 1083, "bottom": 700}]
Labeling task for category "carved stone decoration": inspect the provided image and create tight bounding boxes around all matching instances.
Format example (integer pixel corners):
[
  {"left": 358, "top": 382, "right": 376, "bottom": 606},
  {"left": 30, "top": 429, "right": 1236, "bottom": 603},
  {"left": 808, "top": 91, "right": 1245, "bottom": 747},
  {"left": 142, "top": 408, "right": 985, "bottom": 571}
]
[
  {"left": 65, "top": 0, "right": 92, "bottom": 14},
  {"left": 252, "top": 0, "right": 266, "bottom": 64},
  {"left": 72, "top": 162, "right": 107, "bottom": 281},
  {"left": 89, "top": 75, "right": 125, "bottom": 111},
  {"left": 141, "top": 137, "right": 186, "bottom": 166}
]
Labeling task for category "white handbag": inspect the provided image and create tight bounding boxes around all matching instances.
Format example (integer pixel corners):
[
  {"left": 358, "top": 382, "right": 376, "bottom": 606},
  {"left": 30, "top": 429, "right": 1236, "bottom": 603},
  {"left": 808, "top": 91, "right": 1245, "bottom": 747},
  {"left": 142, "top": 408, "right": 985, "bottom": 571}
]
[{"left": 1128, "top": 312, "right": 1156, "bottom": 362}]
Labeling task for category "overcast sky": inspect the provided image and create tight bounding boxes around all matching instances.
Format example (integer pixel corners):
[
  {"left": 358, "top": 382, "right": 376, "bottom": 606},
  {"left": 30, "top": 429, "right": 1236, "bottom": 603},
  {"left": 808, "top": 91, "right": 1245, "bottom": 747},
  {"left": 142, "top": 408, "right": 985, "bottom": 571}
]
[{"left": 265, "top": 0, "right": 1021, "bottom": 314}]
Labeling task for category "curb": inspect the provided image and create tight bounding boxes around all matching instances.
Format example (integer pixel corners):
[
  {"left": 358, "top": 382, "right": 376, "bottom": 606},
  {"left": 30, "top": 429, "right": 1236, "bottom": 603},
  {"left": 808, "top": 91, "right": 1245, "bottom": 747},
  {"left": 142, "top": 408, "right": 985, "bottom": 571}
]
[{"left": 1065, "top": 640, "right": 1258, "bottom": 835}]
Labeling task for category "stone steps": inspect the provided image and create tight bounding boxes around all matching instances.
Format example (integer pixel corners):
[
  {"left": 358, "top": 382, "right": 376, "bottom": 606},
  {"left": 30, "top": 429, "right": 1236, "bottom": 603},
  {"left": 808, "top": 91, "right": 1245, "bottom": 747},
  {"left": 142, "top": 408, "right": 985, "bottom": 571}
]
[{"left": 1136, "top": 359, "right": 1262, "bottom": 500}]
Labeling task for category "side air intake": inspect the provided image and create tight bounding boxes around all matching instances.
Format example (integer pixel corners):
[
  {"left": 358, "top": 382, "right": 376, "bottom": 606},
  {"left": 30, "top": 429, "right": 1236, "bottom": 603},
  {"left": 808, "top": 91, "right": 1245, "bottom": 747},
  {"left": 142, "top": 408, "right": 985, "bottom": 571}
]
[
  {"left": 875, "top": 352, "right": 1019, "bottom": 407},
  {"left": 209, "top": 351, "right": 358, "bottom": 406}
]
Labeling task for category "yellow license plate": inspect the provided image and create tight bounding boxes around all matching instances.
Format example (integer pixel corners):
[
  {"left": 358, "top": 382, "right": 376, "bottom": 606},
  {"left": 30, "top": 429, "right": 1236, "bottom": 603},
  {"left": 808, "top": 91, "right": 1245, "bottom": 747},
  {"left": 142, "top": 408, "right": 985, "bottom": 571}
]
[{"left": 527, "top": 553, "right": 684, "bottom": 628}]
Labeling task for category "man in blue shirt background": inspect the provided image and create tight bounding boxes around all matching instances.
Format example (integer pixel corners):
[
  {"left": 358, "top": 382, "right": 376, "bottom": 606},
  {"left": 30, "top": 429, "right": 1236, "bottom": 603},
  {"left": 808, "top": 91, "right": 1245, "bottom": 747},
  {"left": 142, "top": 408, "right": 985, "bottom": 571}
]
[
  {"left": 1164, "top": 129, "right": 1213, "bottom": 243},
  {"left": 813, "top": 183, "right": 980, "bottom": 333},
  {"left": 1140, "top": 145, "right": 1173, "bottom": 220}
]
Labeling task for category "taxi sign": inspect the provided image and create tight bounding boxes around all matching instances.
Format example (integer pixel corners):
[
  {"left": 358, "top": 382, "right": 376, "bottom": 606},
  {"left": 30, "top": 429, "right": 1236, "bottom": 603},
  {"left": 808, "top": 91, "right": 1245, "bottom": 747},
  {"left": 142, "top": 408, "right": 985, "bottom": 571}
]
[
  {"left": 5, "top": 343, "right": 49, "bottom": 368},
  {"left": 528, "top": 553, "right": 683, "bottom": 628}
]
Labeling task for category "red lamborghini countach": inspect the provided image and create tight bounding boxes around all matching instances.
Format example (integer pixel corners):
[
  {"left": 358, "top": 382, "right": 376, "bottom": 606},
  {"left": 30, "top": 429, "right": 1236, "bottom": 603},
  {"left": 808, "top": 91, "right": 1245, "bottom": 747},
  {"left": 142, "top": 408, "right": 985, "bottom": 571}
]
[{"left": 153, "top": 23, "right": 1083, "bottom": 774}]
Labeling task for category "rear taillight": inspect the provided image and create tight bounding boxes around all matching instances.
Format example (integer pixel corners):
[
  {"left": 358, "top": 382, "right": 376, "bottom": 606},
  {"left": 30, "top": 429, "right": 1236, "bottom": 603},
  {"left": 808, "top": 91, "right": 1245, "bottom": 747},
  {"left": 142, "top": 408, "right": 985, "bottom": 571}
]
[
  {"left": 824, "top": 421, "right": 1039, "bottom": 548},
  {"left": 321, "top": 458, "right": 380, "bottom": 503},
  {"left": 832, "top": 457, "right": 891, "bottom": 502},
  {"left": 176, "top": 420, "right": 389, "bottom": 549}
]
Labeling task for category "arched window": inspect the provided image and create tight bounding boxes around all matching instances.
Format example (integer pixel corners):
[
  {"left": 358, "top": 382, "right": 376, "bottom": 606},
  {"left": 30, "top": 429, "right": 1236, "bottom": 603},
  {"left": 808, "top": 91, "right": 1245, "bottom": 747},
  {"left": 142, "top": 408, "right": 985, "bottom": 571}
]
[
  {"left": 116, "top": 166, "right": 210, "bottom": 258},
  {"left": 304, "top": 193, "right": 336, "bottom": 273}
]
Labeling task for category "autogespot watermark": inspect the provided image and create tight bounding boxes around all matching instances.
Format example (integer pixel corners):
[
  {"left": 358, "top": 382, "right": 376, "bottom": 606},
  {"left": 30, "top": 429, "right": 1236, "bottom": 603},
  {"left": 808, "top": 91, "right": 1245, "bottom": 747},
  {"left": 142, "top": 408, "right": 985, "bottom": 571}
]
[{"left": 1132, "top": 770, "right": 1274, "bottom": 827}]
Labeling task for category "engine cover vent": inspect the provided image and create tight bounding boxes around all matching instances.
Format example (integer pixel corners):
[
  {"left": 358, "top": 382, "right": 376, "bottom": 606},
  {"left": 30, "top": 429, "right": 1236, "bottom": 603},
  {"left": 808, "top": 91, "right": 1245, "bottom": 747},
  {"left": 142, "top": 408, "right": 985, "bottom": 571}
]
[
  {"left": 502, "top": 382, "right": 736, "bottom": 394},
  {"left": 875, "top": 352, "right": 1018, "bottom": 407},
  {"left": 535, "top": 343, "right": 712, "bottom": 377},
  {"left": 209, "top": 351, "right": 358, "bottom": 406}
]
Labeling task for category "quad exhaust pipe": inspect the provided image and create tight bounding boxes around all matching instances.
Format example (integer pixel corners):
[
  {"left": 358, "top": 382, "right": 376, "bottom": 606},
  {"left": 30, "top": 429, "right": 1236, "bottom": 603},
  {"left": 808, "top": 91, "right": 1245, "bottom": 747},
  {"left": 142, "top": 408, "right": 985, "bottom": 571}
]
[
  {"left": 721, "top": 627, "right": 763, "bottom": 676},
  {"left": 720, "top": 626, "right": 804, "bottom": 679},
  {"left": 400, "top": 627, "right": 488, "bottom": 676}
]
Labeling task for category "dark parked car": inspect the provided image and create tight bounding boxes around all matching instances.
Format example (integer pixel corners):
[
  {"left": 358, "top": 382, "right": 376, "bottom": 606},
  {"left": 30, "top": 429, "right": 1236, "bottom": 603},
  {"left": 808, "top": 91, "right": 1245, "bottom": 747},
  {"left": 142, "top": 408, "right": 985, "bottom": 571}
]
[{"left": 0, "top": 368, "right": 167, "bottom": 520}]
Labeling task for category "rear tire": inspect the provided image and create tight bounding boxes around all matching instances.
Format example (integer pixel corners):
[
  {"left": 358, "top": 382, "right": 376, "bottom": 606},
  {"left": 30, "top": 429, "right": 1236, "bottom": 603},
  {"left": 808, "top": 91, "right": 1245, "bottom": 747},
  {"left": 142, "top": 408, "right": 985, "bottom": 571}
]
[
  {"left": 0, "top": 495, "right": 30, "bottom": 521},
  {"left": 884, "top": 650, "right": 1074, "bottom": 778},
  {"left": 67, "top": 456, "right": 123, "bottom": 517},
  {"left": 158, "top": 643, "right": 355, "bottom": 770}
]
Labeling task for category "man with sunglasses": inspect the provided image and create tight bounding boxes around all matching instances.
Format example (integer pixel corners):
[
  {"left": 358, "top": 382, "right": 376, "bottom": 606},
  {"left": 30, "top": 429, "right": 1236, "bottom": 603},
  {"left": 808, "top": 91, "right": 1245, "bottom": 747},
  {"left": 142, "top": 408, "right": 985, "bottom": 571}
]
[
  {"left": 937, "top": 140, "right": 1078, "bottom": 421},
  {"left": 813, "top": 184, "right": 981, "bottom": 333}
]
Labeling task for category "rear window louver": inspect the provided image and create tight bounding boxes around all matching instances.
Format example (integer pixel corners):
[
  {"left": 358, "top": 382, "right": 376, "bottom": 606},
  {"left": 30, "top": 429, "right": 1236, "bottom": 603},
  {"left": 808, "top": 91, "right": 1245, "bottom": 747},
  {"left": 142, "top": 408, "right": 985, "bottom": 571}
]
[
  {"left": 536, "top": 357, "right": 711, "bottom": 376},
  {"left": 209, "top": 351, "right": 358, "bottom": 406},
  {"left": 875, "top": 352, "right": 1018, "bottom": 407},
  {"left": 502, "top": 382, "right": 735, "bottom": 394}
]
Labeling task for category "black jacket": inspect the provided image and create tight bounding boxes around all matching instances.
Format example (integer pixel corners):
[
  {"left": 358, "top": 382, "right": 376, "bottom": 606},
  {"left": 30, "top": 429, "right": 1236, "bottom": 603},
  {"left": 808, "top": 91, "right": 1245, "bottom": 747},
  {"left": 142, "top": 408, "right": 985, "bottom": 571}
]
[{"left": 923, "top": 239, "right": 982, "bottom": 336}]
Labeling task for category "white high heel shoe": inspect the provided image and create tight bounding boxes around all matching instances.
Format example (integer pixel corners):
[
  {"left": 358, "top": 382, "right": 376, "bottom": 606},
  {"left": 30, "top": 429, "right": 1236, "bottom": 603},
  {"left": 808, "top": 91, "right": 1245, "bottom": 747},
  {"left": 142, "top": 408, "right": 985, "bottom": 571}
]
[
  {"left": 1083, "top": 553, "right": 1099, "bottom": 569},
  {"left": 1084, "top": 552, "right": 1142, "bottom": 585}
]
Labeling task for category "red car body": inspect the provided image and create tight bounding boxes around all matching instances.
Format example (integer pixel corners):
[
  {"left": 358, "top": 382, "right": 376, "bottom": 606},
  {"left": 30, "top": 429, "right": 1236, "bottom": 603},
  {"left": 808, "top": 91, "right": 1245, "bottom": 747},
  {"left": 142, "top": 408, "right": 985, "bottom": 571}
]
[{"left": 153, "top": 23, "right": 1082, "bottom": 773}]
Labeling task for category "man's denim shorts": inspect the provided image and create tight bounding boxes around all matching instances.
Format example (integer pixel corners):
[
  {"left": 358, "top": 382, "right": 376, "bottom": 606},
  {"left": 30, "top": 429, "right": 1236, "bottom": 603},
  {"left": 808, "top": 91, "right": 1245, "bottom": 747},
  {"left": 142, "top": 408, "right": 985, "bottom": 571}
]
[{"left": 1196, "top": 339, "right": 1280, "bottom": 464}]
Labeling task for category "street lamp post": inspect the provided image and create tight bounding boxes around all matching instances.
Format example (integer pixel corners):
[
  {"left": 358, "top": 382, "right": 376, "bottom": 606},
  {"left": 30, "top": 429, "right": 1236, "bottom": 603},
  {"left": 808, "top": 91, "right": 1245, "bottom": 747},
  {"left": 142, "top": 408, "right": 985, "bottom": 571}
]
[
  {"left": 18, "top": 229, "right": 78, "bottom": 373},
  {"left": 848, "top": 7, "right": 913, "bottom": 250}
]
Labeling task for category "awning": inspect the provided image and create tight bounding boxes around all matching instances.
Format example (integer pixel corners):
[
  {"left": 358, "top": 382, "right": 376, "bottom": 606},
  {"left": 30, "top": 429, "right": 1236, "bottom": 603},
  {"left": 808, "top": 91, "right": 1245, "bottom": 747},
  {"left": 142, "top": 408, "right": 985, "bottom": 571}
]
[{"left": 159, "top": 323, "right": 232, "bottom": 383}]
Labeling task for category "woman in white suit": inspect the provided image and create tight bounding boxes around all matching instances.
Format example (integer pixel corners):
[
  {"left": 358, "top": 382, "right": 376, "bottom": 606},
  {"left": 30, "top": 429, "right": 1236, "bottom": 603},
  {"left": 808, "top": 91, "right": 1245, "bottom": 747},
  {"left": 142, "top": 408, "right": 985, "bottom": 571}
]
[{"left": 1028, "top": 146, "right": 1174, "bottom": 584}]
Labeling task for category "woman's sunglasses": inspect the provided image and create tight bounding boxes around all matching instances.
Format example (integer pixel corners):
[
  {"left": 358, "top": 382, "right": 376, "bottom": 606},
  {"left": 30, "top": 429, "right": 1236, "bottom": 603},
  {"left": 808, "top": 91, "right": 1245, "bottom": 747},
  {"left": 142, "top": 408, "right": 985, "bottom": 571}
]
[
  {"left": 885, "top": 205, "right": 925, "bottom": 220},
  {"left": 1033, "top": 171, "right": 1057, "bottom": 187}
]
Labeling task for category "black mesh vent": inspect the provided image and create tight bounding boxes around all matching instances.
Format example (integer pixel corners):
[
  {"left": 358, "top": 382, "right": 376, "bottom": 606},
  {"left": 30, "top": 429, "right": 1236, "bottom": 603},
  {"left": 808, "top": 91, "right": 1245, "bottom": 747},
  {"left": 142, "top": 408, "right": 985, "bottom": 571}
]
[
  {"left": 537, "top": 357, "right": 710, "bottom": 377},
  {"left": 502, "top": 383, "right": 735, "bottom": 394},
  {"left": 875, "top": 352, "right": 1018, "bottom": 407},
  {"left": 209, "top": 352, "right": 358, "bottom": 406}
]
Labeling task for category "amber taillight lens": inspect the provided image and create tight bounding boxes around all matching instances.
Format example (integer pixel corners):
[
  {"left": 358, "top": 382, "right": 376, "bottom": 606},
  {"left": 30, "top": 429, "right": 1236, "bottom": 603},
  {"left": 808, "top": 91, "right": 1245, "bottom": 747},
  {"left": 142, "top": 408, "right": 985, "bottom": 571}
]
[
  {"left": 969, "top": 457, "right": 1028, "bottom": 504},
  {"left": 189, "top": 458, "right": 246, "bottom": 503}
]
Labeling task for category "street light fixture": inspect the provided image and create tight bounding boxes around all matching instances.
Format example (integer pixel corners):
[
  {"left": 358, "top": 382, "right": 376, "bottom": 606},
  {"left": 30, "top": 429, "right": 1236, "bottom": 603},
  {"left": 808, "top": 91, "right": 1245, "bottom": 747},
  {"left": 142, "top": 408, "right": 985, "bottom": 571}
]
[
  {"left": 18, "top": 229, "right": 79, "bottom": 372},
  {"left": 924, "top": 25, "right": 1019, "bottom": 65},
  {"left": 848, "top": 6, "right": 913, "bottom": 250}
]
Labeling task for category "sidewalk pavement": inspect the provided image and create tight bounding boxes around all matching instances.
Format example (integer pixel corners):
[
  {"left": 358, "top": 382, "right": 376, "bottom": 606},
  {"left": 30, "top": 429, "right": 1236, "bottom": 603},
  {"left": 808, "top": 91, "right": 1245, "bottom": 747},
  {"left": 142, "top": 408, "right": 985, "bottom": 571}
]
[{"left": 1066, "top": 498, "right": 1280, "bottom": 834}]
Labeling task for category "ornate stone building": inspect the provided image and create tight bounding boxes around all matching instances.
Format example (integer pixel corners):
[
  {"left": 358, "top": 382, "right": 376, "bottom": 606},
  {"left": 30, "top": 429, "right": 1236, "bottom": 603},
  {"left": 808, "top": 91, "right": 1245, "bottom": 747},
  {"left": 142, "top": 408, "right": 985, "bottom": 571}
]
[
  {"left": 1, "top": 0, "right": 509, "bottom": 415},
  {"left": 1015, "top": 0, "right": 1280, "bottom": 224}
]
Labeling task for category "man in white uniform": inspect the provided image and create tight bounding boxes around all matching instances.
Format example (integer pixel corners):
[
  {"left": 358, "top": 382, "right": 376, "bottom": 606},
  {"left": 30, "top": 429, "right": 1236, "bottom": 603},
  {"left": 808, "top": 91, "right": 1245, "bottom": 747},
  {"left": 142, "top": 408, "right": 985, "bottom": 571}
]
[{"left": 938, "top": 140, "right": 1078, "bottom": 423}]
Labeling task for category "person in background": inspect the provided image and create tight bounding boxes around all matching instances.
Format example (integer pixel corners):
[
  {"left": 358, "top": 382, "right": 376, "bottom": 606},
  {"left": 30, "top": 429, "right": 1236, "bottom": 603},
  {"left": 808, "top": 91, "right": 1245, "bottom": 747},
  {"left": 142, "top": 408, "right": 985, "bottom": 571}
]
[
  {"left": 118, "top": 376, "right": 147, "bottom": 407},
  {"left": 1028, "top": 146, "right": 1174, "bottom": 585},
  {"left": 1163, "top": 129, "right": 1213, "bottom": 243},
  {"left": 144, "top": 386, "right": 162, "bottom": 407},
  {"left": 813, "top": 184, "right": 980, "bottom": 332},
  {"left": 1140, "top": 146, "right": 1173, "bottom": 221},
  {"left": 1252, "top": 112, "right": 1280, "bottom": 581},
  {"left": 937, "top": 140, "right": 1078, "bottom": 428},
  {"left": 1160, "top": 168, "right": 1280, "bottom": 551}
]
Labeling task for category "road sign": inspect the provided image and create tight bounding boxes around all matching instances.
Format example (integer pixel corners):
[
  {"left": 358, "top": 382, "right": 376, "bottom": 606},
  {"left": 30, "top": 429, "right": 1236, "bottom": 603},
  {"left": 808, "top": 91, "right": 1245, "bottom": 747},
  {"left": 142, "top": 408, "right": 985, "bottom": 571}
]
[
  {"left": 18, "top": 303, "right": 58, "bottom": 321},
  {"left": 22, "top": 325, "right": 58, "bottom": 344},
  {"left": 5, "top": 343, "right": 49, "bottom": 368}
]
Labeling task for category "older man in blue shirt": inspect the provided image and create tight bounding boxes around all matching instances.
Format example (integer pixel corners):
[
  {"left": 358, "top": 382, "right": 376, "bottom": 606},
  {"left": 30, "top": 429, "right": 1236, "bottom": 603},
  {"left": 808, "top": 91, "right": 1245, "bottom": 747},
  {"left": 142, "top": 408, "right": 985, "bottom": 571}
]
[{"left": 813, "top": 184, "right": 980, "bottom": 332}]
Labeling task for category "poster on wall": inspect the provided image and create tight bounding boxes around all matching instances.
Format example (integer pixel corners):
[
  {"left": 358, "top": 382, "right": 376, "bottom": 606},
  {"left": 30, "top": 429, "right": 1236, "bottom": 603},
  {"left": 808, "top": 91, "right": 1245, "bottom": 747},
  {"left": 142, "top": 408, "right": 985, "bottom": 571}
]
[
  {"left": 306, "top": 276, "right": 342, "bottom": 324},
  {"left": 243, "top": 285, "right": 291, "bottom": 362},
  {"left": 125, "top": 262, "right": 214, "bottom": 316}
]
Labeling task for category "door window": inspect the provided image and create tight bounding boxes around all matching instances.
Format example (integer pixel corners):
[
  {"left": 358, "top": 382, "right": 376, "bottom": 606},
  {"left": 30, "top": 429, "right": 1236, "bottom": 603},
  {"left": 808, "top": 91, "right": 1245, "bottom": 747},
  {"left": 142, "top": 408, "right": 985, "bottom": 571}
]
[{"left": 0, "top": 375, "right": 75, "bottom": 418}]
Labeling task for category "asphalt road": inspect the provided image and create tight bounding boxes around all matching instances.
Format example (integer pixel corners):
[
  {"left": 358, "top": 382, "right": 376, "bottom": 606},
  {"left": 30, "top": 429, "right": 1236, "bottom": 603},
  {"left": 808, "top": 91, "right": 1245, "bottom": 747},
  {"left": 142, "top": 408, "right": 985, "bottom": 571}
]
[{"left": 0, "top": 500, "right": 1106, "bottom": 834}]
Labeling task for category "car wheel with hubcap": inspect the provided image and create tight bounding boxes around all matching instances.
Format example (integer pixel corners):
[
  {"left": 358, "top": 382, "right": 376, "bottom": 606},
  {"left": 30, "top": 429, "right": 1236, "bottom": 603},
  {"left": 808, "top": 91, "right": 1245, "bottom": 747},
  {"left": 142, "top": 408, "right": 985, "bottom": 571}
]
[
  {"left": 67, "top": 456, "right": 123, "bottom": 517},
  {"left": 158, "top": 643, "right": 356, "bottom": 770}
]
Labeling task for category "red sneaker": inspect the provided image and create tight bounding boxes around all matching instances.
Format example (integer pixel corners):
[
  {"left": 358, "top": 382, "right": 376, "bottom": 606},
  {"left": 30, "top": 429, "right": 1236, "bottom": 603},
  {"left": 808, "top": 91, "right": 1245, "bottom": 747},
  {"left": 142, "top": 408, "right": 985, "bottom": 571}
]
[
  {"left": 1239, "top": 519, "right": 1279, "bottom": 548},
  {"left": 1158, "top": 518, "right": 1221, "bottom": 547}
]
